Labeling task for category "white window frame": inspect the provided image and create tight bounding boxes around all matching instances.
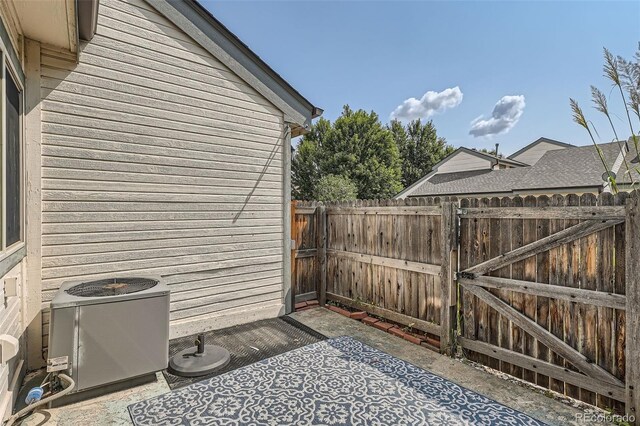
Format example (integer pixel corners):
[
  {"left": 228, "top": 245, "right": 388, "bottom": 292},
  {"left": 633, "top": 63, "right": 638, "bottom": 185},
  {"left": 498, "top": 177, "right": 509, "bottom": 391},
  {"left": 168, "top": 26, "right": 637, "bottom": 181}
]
[{"left": 0, "top": 34, "right": 25, "bottom": 257}]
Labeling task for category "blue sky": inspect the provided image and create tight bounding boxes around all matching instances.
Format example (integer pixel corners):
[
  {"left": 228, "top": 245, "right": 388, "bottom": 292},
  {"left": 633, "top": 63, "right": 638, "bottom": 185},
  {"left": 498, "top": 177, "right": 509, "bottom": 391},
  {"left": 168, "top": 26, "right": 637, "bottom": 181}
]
[{"left": 204, "top": 1, "right": 639, "bottom": 156}]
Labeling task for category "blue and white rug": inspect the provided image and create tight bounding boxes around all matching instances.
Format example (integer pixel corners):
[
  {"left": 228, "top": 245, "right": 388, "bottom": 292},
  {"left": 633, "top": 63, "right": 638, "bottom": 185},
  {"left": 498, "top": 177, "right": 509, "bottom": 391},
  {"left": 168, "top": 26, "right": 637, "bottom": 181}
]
[{"left": 128, "top": 336, "right": 546, "bottom": 425}]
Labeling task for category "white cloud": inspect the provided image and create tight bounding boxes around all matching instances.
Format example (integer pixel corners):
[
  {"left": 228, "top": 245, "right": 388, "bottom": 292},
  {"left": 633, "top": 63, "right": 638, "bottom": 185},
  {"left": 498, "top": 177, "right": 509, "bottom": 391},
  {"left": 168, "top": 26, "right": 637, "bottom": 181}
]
[
  {"left": 390, "top": 86, "right": 463, "bottom": 121},
  {"left": 469, "top": 95, "right": 526, "bottom": 137}
]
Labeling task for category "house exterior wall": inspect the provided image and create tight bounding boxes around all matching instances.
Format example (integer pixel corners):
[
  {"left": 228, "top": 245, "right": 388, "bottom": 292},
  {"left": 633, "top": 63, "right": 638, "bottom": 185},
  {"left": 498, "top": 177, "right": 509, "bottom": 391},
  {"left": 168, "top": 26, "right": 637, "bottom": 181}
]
[
  {"left": 0, "top": 253, "right": 28, "bottom": 421},
  {"left": 0, "top": 259, "right": 26, "bottom": 421},
  {"left": 435, "top": 151, "right": 492, "bottom": 174},
  {"left": 510, "top": 141, "right": 567, "bottom": 166},
  {"left": 0, "top": 4, "right": 27, "bottom": 421},
  {"left": 38, "top": 0, "right": 287, "bottom": 352}
]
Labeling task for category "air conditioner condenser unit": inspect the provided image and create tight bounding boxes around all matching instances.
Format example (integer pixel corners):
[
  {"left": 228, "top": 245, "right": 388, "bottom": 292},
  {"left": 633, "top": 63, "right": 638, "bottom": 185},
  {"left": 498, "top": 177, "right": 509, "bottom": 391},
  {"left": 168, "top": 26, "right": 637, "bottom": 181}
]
[{"left": 47, "top": 277, "right": 170, "bottom": 402}]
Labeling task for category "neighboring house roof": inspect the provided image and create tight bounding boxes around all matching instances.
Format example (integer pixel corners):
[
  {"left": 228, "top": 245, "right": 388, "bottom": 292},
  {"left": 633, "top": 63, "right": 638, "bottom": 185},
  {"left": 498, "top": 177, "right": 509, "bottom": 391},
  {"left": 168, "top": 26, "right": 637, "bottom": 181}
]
[
  {"left": 513, "top": 142, "right": 622, "bottom": 190},
  {"left": 404, "top": 141, "right": 628, "bottom": 197},
  {"left": 411, "top": 168, "right": 530, "bottom": 196},
  {"left": 394, "top": 147, "right": 527, "bottom": 198},
  {"left": 145, "top": 0, "right": 322, "bottom": 135},
  {"left": 507, "top": 137, "right": 575, "bottom": 160}
]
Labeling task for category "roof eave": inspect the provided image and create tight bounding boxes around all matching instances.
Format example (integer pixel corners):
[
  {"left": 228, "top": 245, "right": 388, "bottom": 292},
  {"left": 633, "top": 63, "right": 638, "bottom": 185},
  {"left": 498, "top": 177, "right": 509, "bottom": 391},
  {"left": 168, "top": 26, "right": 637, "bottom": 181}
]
[
  {"left": 409, "top": 190, "right": 513, "bottom": 197},
  {"left": 512, "top": 184, "right": 604, "bottom": 192}
]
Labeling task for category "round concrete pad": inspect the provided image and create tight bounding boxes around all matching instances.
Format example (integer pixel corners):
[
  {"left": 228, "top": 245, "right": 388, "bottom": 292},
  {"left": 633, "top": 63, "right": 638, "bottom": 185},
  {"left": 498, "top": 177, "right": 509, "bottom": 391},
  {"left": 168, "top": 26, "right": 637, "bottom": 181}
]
[{"left": 169, "top": 345, "right": 231, "bottom": 377}]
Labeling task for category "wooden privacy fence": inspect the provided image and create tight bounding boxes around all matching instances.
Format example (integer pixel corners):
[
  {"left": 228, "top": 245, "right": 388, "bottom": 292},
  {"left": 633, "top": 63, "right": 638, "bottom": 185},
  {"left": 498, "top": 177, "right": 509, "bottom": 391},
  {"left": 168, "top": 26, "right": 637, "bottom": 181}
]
[{"left": 291, "top": 193, "right": 639, "bottom": 418}]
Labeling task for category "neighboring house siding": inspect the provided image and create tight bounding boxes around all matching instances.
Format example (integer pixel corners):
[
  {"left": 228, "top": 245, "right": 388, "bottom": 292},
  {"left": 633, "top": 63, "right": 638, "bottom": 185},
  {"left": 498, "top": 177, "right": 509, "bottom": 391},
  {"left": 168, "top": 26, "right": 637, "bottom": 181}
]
[
  {"left": 435, "top": 151, "right": 492, "bottom": 174},
  {"left": 510, "top": 141, "right": 566, "bottom": 166},
  {"left": 39, "top": 0, "right": 285, "bottom": 345}
]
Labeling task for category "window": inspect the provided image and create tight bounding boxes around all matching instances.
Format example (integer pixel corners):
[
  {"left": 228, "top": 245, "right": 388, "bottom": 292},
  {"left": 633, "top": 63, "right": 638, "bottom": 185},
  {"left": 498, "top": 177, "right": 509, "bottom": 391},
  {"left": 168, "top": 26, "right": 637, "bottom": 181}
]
[{"left": 4, "top": 68, "right": 21, "bottom": 248}]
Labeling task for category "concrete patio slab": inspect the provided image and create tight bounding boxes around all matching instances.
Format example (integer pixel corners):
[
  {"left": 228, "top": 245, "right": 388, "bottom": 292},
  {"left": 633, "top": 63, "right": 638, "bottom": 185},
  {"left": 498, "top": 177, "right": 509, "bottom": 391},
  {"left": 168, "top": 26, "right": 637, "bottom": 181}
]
[
  {"left": 20, "top": 372, "right": 169, "bottom": 426},
  {"left": 290, "top": 307, "right": 607, "bottom": 426},
  {"left": 15, "top": 308, "right": 611, "bottom": 425}
]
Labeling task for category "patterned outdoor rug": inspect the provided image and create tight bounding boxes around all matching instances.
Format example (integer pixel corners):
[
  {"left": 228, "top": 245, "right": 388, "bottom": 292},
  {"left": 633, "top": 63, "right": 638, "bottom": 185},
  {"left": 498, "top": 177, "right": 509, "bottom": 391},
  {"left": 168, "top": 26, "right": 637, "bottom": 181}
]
[{"left": 129, "top": 336, "right": 546, "bottom": 425}]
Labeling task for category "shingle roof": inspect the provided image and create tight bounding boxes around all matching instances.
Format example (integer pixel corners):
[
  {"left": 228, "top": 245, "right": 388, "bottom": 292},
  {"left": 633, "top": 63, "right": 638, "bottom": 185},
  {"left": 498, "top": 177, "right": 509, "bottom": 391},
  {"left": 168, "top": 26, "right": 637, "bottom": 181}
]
[
  {"left": 427, "top": 170, "right": 492, "bottom": 184},
  {"left": 395, "top": 147, "right": 528, "bottom": 198},
  {"left": 410, "top": 141, "right": 627, "bottom": 196},
  {"left": 513, "top": 142, "right": 622, "bottom": 190},
  {"left": 412, "top": 168, "right": 530, "bottom": 196}
]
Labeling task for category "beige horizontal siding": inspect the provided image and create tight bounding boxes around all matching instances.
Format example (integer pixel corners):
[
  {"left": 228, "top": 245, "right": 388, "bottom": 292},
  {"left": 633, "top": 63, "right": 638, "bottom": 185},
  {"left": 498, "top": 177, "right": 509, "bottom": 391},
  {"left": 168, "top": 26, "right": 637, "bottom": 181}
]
[
  {"left": 42, "top": 157, "right": 282, "bottom": 184},
  {"left": 42, "top": 240, "right": 282, "bottom": 268},
  {"left": 42, "top": 168, "right": 282, "bottom": 189},
  {"left": 42, "top": 225, "right": 283, "bottom": 245},
  {"left": 42, "top": 179, "right": 282, "bottom": 197},
  {"left": 42, "top": 233, "right": 282, "bottom": 256},
  {"left": 510, "top": 141, "right": 568, "bottom": 166},
  {"left": 169, "top": 268, "right": 283, "bottom": 296},
  {"left": 436, "top": 151, "right": 492, "bottom": 173},
  {"left": 42, "top": 201, "right": 283, "bottom": 212},
  {"left": 40, "top": 0, "right": 286, "bottom": 337}
]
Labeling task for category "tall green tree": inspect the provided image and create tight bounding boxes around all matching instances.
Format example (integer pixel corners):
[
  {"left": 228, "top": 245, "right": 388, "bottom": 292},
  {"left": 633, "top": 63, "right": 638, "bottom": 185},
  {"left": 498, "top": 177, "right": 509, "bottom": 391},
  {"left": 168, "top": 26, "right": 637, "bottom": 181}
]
[
  {"left": 291, "top": 118, "right": 330, "bottom": 200},
  {"left": 315, "top": 175, "right": 358, "bottom": 202},
  {"left": 390, "top": 119, "right": 454, "bottom": 188},
  {"left": 478, "top": 147, "right": 497, "bottom": 156},
  {"left": 291, "top": 106, "right": 403, "bottom": 200}
]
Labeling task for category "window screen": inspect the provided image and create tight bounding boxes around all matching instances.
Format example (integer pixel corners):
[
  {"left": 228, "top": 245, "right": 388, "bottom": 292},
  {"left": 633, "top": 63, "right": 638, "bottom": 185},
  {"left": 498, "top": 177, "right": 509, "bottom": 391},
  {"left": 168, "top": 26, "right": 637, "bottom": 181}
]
[{"left": 6, "top": 71, "right": 20, "bottom": 246}]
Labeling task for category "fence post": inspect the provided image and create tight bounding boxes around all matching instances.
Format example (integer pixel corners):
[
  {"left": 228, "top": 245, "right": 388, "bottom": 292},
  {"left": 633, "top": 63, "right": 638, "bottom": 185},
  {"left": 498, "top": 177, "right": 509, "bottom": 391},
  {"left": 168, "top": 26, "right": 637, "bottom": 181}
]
[
  {"left": 287, "top": 200, "right": 298, "bottom": 314},
  {"left": 626, "top": 195, "right": 639, "bottom": 422},
  {"left": 317, "top": 204, "right": 327, "bottom": 306},
  {"left": 440, "top": 201, "right": 457, "bottom": 355}
]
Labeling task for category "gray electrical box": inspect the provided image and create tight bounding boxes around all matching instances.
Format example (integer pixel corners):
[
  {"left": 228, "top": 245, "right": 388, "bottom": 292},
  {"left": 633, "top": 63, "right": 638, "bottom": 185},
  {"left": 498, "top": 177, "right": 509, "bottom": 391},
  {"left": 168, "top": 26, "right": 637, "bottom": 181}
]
[{"left": 48, "top": 277, "right": 170, "bottom": 394}]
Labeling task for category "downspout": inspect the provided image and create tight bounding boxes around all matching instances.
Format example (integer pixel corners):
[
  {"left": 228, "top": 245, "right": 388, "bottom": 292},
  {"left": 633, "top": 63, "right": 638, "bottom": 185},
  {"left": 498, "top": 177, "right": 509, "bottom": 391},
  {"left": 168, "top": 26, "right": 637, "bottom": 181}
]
[{"left": 76, "top": 0, "right": 99, "bottom": 42}]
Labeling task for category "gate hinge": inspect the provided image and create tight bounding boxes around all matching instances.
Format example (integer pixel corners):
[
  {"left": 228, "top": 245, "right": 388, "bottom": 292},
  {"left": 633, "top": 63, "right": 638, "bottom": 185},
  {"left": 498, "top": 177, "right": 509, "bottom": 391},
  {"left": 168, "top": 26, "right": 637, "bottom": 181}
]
[{"left": 456, "top": 208, "right": 467, "bottom": 215}]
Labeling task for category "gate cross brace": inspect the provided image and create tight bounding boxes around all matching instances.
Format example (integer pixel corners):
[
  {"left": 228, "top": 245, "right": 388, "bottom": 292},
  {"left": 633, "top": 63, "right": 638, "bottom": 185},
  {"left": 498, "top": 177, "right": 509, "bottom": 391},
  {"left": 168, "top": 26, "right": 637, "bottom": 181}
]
[
  {"left": 461, "top": 283, "right": 624, "bottom": 387},
  {"left": 461, "top": 218, "right": 622, "bottom": 278}
]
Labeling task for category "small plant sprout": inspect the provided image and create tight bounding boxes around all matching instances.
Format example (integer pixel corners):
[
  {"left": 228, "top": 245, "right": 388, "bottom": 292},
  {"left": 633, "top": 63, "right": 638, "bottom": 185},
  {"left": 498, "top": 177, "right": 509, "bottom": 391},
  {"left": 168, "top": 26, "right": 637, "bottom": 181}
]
[{"left": 403, "top": 322, "right": 415, "bottom": 333}]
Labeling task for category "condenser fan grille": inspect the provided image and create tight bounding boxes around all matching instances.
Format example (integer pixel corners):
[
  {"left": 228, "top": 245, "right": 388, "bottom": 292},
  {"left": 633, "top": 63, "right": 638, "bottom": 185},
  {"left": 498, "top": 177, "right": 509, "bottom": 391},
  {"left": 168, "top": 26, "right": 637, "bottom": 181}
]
[{"left": 66, "top": 278, "right": 158, "bottom": 297}]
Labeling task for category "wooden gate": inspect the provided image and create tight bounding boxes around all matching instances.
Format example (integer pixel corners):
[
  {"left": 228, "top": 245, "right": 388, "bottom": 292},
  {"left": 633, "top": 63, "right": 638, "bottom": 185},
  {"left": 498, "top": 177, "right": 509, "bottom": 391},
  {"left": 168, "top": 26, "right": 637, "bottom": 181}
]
[
  {"left": 457, "top": 193, "right": 636, "bottom": 415},
  {"left": 290, "top": 201, "right": 323, "bottom": 304}
]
